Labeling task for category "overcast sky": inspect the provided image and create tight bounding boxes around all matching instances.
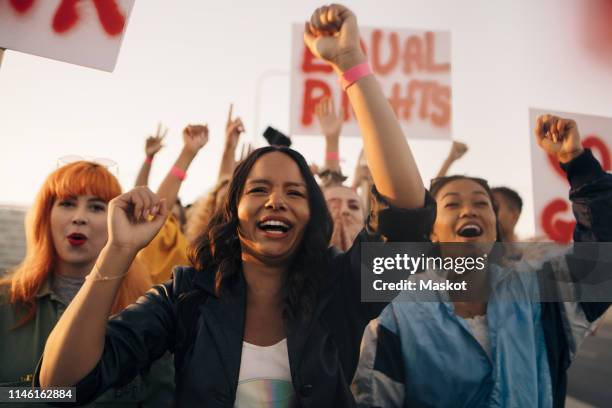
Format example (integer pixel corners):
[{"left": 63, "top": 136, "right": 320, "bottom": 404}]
[{"left": 1, "top": 0, "right": 611, "bottom": 238}]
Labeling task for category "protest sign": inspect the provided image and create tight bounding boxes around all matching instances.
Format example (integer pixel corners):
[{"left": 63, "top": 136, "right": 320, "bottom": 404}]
[
  {"left": 0, "top": 0, "right": 135, "bottom": 71},
  {"left": 290, "top": 23, "right": 451, "bottom": 139}
]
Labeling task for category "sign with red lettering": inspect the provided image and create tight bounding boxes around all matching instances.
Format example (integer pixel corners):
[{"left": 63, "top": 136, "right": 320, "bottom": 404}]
[
  {"left": 530, "top": 108, "right": 612, "bottom": 242},
  {"left": 290, "top": 24, "right": 451, "bottom": 139},
  {"left": 0, "top": 0, "right": 135, "bottom": 72}
]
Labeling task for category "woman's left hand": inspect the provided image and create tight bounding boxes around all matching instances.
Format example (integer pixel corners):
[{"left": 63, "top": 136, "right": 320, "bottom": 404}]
[{"left": 535, "top": 114, "right": 584, "bottom": 163}]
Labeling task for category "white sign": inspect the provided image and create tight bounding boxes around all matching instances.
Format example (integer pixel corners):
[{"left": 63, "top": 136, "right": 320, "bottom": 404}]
[
  {"left": 0, "top": 0, "right": 135, "bottom": 72},
  {"left": 290, "top": 23, "right": 452, "bottom": 139},
  {"left": 529, "top": 108, "right": 612, "bottom": 242}
]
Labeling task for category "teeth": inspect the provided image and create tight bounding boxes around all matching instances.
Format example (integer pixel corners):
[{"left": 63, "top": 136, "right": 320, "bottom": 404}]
[
  {"left": 260, "top": 220, "right": 290, "bottom": 228},
  {"left": 458, "top": 224, "right": 482, "bottom": 237}
]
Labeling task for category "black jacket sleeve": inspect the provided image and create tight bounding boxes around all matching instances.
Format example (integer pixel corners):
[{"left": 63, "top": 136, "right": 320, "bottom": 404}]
[
  {"left": 561, "top": 149, "right": 612, "bottom": 321},
  {"left": 331, "top": 186, "right": 436, "bottom": 329},
  {"left": 33, "top": 269, "right": 189, "bottom": 405},
  {"left": 540, "top": 149, "right": 612, "bottom": 408},
  {"left": 323, "top": 186, "right": 435, "bottom": 384}
]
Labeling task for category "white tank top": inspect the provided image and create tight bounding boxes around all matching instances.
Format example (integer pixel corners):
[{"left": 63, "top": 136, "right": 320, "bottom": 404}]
[
  {"left": 464, "top": 315, "right": 492, "bottom": 359},
  {"left": 235, "top": 339, "right": 297, "bottom": 407}
]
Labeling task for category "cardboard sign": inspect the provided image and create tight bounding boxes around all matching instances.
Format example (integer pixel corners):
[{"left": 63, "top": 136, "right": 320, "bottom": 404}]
[
  {"left": 0, "top": 0, "right": 135, "bottom": 72},
  {"left": 529, "top": 108, "right": 612, "bottom": 242},
  {"left": 290, "top": 23, "right": 452, "bottom": 139}
]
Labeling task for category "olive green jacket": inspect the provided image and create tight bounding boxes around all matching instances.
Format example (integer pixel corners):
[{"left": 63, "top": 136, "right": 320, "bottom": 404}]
[{"left": 0, "top": 279, "right": 175, "bottom": 407}]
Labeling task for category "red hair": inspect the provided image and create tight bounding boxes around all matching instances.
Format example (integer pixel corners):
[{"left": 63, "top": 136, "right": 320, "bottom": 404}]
[{"left": 0, "top": 161, "right": 153, "bottom": 327}]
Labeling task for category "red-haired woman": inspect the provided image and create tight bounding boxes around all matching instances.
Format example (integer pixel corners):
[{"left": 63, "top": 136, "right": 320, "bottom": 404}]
[{"left": 0, "top": 161, "right": 174, "bottom": 406}]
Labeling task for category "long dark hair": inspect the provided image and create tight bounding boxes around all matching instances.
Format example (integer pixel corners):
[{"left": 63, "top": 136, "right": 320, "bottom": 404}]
[{"left": 189, "top": 146, "right": 333, "bottom": 320}]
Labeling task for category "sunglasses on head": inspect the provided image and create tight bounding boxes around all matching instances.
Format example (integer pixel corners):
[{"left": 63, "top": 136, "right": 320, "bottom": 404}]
[{"left": 57, "top": 155, "right": 119, "bottom": 177}]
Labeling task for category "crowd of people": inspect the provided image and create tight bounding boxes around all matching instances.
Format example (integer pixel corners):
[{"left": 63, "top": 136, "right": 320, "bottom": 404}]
[{"left": 0, "top": 4, "right": 610, "bottom": 407}]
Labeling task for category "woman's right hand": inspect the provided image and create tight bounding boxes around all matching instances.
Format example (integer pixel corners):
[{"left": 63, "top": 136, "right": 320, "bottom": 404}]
[
  {"left": 107, "top": 187, "right": 168, "bottom": 253},
  {"left": 304, "top": 4, "right": 366, "bottom": 72}
]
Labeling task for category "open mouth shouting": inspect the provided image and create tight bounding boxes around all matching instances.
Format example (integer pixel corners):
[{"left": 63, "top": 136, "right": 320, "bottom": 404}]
[
  {"left": 456, "top": 223, "right": 483, "bottom": 239},
  {"left": 67, "top": 233, "right": 88, "bottom": 247},
  {"left": 257, "top": 216, "right": 293, "bottom": 239}
]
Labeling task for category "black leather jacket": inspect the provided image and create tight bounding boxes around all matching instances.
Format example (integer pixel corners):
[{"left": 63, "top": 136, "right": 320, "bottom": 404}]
[{"left": 36, "top": 189, "right": 436, "bottom": 407}]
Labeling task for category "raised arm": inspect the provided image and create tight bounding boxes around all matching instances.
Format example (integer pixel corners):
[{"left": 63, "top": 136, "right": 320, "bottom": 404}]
[
  {"left": 218, "top": 104, "right": 244, "bottom": 181},
  {"left": 436, "top": 141, "right": 468, "bottom": 178},
  {"left": 134, "top": 123, "right": 166, "bottom": 187},
  {"left": 304, "top": 5, "right": 425, "bottom": 209},
  {"left": 352, "top": 149, "right": 373, "bottom": 214},
  {"left": 156, "top": 124, "right": 208, "bottom": 207},
  {"left": 535, "top": 114, "right": 612, "bottom": 344},
  {"left": 39, "top": 188, "right": 168, "bottom": 387},
  {"left": 316, "top": 96, "right": 343, "bottom": 173}
]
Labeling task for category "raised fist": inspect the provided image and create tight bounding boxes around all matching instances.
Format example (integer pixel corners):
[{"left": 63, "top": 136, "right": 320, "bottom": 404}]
[
  {"left": 183, "top": 124, "right": 209, "bottom": 155},
  {"left": 449, "top": 141, "right": 468, "bottom": 161},
  {"left": 303, "top": 4, "right": 365, "bottom": 72},
  {"left": 535, "top": 115, "right": 583, "bottom": 163},
  {"left": 107, "top": 187, "right": 168, "bottom": 253}
]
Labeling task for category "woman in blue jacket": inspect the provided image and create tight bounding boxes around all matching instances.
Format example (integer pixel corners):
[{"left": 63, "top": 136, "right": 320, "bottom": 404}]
[{"left": 352, "top": 115, "right": 612, "bottom": 407}]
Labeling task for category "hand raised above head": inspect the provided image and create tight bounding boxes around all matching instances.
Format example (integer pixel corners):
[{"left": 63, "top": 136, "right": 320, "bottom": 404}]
[
  {"left": 145, "top": 122, "right": 167, "bottom": 156},
  {"left": 535, "top": 115, "right": 584, "bottom": 163},
  {"left": 225, "top": 103, "right": 245, "bottom": 150},
  {"left": 183, "top": 124, "right": 209, "bottom": 154},
  {"left": 316, "top": 96, "right": 343, "bottom": 141},
  {"left": 449, "top": 141, "right": 468, "bottom": 161},
  {"left": 303, "top": 4, "right": 366, "bottom": 72}
]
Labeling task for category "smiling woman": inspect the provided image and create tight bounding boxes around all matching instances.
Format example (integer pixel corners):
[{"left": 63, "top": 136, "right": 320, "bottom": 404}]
[
  {"left": 352, "top": 115, "right": 612, "bottom": 407},
  {"left": 36, "top": 5, "right": 436, "bottom": 407},
  {"left": 190, "top": 146, "right": 328, "bottom": 324}
]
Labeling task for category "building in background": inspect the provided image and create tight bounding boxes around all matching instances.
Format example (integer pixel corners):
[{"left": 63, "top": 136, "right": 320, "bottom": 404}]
[{"left": 0, "top": 205, "right": 27, "bottom": 276}]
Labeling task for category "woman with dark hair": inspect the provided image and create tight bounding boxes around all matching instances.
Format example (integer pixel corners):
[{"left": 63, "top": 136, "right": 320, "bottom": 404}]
[
  {"left": 188, "top": 145, "right": 335, "bottom": 322},
  {"left": 37, "top": 5, "right": 434, "bottom": 406},
  {"left": 352, "top": 115, "right": 612, "bottom": 407}
]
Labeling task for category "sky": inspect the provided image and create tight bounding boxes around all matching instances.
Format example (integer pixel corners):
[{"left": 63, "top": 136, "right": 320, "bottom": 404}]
[{"left": 1, "top": 0, "right": 611, "bottom": 239}]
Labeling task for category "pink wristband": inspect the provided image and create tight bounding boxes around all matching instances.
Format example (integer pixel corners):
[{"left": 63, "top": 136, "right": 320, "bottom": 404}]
[
  {"left": 340, "top": 63, "right": 373, "bottom": 91},
  {"left": 145, "top": 156, "right": 153, "bottom": 165},
  {"left": 326, "top": 151, "right": 339, "bottom": 161},
  {"left": 170, "top": 165, "right": 187, "bottom": 181}
]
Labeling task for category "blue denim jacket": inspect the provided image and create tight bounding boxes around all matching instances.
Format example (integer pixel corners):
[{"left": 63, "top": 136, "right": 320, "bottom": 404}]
[{"left": 352, "top": 150, "right": 612, "bottom": 407}]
